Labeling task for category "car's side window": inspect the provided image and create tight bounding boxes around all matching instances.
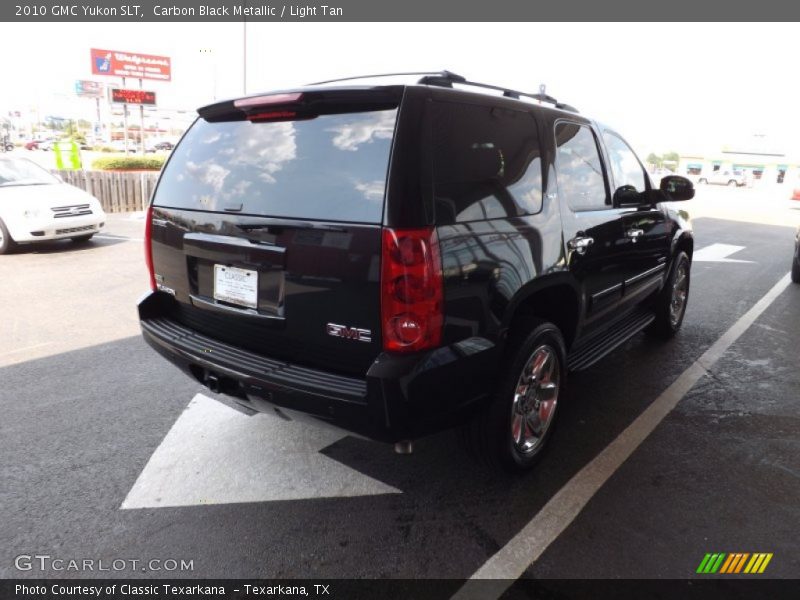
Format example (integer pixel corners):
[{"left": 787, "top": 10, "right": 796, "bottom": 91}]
[
  {"left": 554, "top": 122, "right": 609, "bottom": 212},
  {"left": 432, "top": 101, "right": 543, "bottom": 225},
  {"left": 602, "top": 131, "right": 647, "bottom": 193}
]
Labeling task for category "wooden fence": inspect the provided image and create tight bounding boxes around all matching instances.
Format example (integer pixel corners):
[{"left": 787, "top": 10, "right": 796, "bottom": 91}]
[{"left": 54, "top": 170, "right": 160, "bottom": 213}]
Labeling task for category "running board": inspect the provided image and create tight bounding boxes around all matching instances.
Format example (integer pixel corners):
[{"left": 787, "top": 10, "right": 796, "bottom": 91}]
[{"left": 567, "top": 308, "right": 655, "bottom": 372}]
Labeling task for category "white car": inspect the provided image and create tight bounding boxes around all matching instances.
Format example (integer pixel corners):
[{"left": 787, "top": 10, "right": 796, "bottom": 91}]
[
  {"left": 697, "top": 169, "right": 748, "bottom": 187},
  {"left": 0, "top": 157, "right": 106, "bottom": 254}
]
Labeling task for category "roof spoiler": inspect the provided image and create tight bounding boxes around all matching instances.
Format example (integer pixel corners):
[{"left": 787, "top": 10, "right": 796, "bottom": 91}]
[{"left": 197, "top": 87, "right": 404, "bottom": 122}]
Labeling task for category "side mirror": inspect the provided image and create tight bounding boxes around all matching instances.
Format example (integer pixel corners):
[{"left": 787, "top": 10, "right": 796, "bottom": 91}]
[
  {"left": 612, "top": 184, "right": 643, "bottom": 207},
  {"left": 660, "top": 175, "right": 695, "bottom": 201}
]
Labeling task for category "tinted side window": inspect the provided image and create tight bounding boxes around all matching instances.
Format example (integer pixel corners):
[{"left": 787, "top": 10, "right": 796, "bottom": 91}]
[
  {"left": 555, "top": 122, "right": 608, "bottom": 211},
  {"left": 602, "top": 131, "right": 646, "bottom": 192},
  {"left": 432, "top": 101, "right": 543, "bottom": 225}
]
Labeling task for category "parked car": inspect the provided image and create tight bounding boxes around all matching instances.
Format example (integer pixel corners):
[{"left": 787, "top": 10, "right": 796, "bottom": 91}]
[
  {"left": 138, "top": 71, "right": 695, "bottom": 471},
  {"left": 146, "top": 140, "right": 175, "bottom": 153},
  {"left": 792, "top": 227, "right": 800, "bottom": 284},
  {"left": 24, "top": 138, "right": 54, "bottom": 151},
  {"left": 698, "top": 169, "right": 747, "bottom": 187},
  {"left": 0, "top": 157, "right": 106, "bottom": 254}
]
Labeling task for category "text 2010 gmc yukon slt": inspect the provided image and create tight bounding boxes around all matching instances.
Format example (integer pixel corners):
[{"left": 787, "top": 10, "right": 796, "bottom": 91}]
[{"left": 138, "top": 71, "right": 695, "bottom": 471}]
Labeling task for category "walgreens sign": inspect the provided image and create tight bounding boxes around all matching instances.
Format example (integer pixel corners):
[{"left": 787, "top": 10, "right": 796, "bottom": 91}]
[{"left": 90, "top": 48, "right": 171, "bottom": 82}]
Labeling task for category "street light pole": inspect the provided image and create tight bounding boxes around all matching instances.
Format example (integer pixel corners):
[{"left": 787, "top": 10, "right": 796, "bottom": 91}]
[
  {"left": 200, "top": 48, "right": 217, "bottom": 101},
  {"left": 122, "top": 76, "right": 130, "bottom": 157}
]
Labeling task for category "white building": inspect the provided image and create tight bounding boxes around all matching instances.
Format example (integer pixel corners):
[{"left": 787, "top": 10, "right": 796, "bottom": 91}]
[{"left": 679, "top": 135, "right": 800, "bottom": 187}]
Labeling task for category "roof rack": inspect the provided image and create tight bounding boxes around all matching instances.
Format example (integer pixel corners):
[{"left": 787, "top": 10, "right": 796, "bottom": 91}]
[
  {"left": 306, "top": 70, "right": 578, "bottom": 113},
  {"left": 418, "top": 72, "right": 578, "bottom": 113},
  {"left": 307, "top": 71, "right": 465, "bottom": 86}
]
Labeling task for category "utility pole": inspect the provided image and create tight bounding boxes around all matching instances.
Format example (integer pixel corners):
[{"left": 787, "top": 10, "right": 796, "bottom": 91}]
[
  {"left": 139, "top": 77, "right": 145, "bottom": 154},
  {"left": 200, "top": 48, "right": 217, "bottom": 101},
  {"left": 122, "top": 76, "right": 130, "bottom": 156}
]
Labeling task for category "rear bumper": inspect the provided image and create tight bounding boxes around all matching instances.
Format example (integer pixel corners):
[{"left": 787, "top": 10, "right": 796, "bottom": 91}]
[{"left": 139, "top": 291, "right": 498, "bottom": 442}]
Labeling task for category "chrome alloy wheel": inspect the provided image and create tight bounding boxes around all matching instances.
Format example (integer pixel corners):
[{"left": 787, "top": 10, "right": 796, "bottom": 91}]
[
  {"left": 669, "top": 261, "right": 689, "bottom": 327},
  {"left": 510, "top": 344, "right": 560, "bottom": 454}
]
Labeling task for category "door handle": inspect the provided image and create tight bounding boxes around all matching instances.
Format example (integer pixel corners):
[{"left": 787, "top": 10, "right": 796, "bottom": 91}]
[
  {"left": 567, "top": 236, "right": 594, "bottom": 255},
  {"left": 626, "top": 228, "right": 644, "bottom": 243}
]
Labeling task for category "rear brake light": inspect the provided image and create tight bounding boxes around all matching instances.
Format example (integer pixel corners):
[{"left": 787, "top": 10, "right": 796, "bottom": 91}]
[
  {"left": 144, "top": 204, "right": 156, "bottom": 291},
  {"left": 247, "top": 110, "right": 298, "bottom": 122},
  {"left": 381, "top": 227, "right": 443, "bottom": 353},
  {"left": 233, "top": 93, "right": 303, "bottom": 108}
]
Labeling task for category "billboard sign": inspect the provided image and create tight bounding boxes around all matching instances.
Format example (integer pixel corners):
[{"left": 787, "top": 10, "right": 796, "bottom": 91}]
[
  {"left": 90, "top": 48, "right": 171, "bottom": 82},
  {"left": 110, "top": 88, "right": 157, "bottom": 106},
  {"left": 75, "top": 80, "right": 104, "bottom": 98}
]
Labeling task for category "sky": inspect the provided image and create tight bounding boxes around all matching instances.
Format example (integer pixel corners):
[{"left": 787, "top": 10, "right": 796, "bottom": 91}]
[{"left": 0, "top": 22, "right": 799, "bottom": 158}]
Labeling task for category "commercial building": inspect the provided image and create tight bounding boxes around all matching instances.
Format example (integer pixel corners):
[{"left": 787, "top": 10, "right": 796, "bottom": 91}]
[{"left": 679, "top": 136, "right": 800, "bottom": 187}]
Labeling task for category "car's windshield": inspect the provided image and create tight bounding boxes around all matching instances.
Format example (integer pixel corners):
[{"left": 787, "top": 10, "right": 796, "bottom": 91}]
[{"left": 0, "top": 158, "right": 60, "bottom": 187}]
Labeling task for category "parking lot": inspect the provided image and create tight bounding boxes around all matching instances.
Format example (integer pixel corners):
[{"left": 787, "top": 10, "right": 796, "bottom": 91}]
[{"left": 1, "top": 187, "right": 798, "bottom": 588}]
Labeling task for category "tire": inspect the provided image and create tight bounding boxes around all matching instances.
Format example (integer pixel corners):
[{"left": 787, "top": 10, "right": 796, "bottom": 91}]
[
  {"left": 459, "top": 318, "right": 566, "bottom": 472},
  {"left": 646, "top": 251, "right": 691, "bottom": 339},
  {"left": 791, "top": 252, "right": 800, "bottom": 284},
  {"left": 727, "top": 180, "right": 737, "bottom": 187},
  {"left": 71, "top": 234, "right": 94, "bottom": 243},
  {"left": 698, "top": 178, "right": 707, "bottom": 184},
  {"left": 0, "top": 218, "right": 18, "bottom": 255}
]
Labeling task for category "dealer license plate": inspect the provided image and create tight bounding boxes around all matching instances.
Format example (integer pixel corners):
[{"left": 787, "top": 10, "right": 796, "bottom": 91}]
[{"left": 213, "top": 265, "right": 258, "bottom": 309}]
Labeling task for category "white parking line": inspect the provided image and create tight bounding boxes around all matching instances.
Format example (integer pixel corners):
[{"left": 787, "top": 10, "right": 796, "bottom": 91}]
[
  {"left": 452, "top": 272, "right": 792, "bottom": 598},
  {"left": 693, "top": 243, "right": 754, "bottom": 263},
  {"left": 121, "top": 393, "right": 400, "bottom": 509},
  {"left": 95, "top": 234, "right": 144, "bottom": 243},
  {"left": 0, "top": 342, "right": 53, "bottom": 359}
]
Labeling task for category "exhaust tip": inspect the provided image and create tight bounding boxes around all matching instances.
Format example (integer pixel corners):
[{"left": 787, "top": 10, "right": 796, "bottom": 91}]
[
  {"left": 206, "top": 372, "right": 222, "bottom": 394},
  {"left": 394, "top": 440, "right": 414, "bottom": 455}
]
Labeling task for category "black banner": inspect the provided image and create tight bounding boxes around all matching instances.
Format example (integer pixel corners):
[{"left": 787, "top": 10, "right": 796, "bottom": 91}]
[
  {"left": 1, "top": 0, "right": 797, "bottom": 22},
  {"left": 2, "top": 579, "right": 800, "bottom": 600}
]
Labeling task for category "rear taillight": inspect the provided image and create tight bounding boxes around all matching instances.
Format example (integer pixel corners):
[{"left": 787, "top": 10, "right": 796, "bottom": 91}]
[
  {"left": 247, "top": 110, "right": 298, "bottom": 122},
  {"left": 144, "top": 204, "right": 156, "bottom": 291},
  {"left": 235, "top": 93, "right": 304, "bottom": 122},
  {"left": 233, "top": 93, "right": 303, "bottom": 108},
  {"left": 381, "top": 227, "right": 443, "bottom": 353}
]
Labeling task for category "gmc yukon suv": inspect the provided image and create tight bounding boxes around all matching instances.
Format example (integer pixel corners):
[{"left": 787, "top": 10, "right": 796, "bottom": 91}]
[{"left": 139, "top": 71, "right": 695, "bottom": 471}]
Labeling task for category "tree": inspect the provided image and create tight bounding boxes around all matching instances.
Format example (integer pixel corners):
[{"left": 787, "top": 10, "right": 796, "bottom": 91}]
[
  {"left": 646, "top": 153, "right": 662, "bottom": 168},
  {"left": 662, "top": 152, "right": 679, "bottom": 166}
]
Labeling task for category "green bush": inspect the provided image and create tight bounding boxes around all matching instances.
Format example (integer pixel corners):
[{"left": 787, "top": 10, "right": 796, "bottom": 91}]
[{"left": 91, "top": 156, "right": 165, "bottom": 171}]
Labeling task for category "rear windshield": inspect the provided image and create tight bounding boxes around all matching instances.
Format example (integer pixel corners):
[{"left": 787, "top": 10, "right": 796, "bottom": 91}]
[{"left": 153, "top": 108, "right": 398, "bottom": 223}]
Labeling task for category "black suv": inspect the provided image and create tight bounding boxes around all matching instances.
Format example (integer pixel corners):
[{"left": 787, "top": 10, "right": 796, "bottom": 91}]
[{"left": 139, "top": 71, "right": 695, "bottom": 470}]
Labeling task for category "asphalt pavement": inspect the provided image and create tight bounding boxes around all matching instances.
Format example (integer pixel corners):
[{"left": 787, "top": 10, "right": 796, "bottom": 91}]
[{"left": 1, "top": 196, "right": 798, "bottom": 587}]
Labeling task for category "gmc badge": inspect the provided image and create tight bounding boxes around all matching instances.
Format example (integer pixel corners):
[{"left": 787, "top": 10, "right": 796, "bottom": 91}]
[{"left": 326, "top": 323, "right": 372, "bottom": 343}]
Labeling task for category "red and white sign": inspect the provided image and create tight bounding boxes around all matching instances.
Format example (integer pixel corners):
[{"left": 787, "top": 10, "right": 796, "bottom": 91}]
[{"left": 91, "top": 48, "right": 171, "bottom": 82}]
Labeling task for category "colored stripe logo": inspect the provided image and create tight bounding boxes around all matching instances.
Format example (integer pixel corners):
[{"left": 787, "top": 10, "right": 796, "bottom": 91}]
[{"left": 696, "top": 553, "right": 773, "bottom": 574}]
